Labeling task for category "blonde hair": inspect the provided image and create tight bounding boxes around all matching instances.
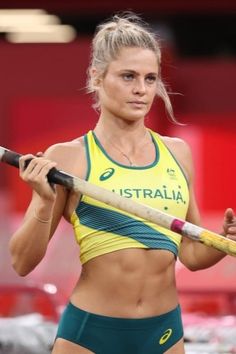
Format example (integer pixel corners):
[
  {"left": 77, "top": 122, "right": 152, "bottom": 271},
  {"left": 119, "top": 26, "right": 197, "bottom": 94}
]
[{"left": 87, "top": 12, "right": 175, "bottom": 122}]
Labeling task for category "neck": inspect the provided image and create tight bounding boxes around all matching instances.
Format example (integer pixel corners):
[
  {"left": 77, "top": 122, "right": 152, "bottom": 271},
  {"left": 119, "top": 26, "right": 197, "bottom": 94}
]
[
  {"left": 94, "top": 120, "right": 152, "bottom": 167},
  {"left": 94, "top": 118, "right": 147, "bottom": 148}
]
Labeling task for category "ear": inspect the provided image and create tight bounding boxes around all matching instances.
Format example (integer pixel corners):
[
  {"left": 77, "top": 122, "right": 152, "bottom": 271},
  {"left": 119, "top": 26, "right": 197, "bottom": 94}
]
[{"left": 90, "top": 67, "right": 101, "bottom": 89}]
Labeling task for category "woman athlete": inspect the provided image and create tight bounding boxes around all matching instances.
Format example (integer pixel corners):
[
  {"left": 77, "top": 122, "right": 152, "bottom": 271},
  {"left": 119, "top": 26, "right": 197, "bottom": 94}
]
[{"left": 9, "top": 13, "right": 236, "bottom": 354}]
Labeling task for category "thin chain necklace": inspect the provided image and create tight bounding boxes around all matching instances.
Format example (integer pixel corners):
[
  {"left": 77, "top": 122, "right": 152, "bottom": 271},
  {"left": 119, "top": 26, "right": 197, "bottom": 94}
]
[
  {"left": 106, "top": 130, "right": 150, "bottom": 166},
  {"left": 110, "top": 144, "right": 134, "bottom": 166}
]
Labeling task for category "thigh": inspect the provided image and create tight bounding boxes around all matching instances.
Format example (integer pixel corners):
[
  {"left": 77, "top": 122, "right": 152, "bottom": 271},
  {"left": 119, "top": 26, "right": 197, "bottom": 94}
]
[
  {"left": 164, "top": 338, "right": 185, "bottom": 354},
  {"left": 52, "top": 338, "right": 95, "bottom": 354}
]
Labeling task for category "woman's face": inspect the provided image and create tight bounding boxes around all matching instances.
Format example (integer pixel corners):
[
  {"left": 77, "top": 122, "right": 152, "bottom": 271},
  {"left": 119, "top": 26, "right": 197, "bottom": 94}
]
[{"left": 97, "top": 47, "right": 159, "bottom": 122}]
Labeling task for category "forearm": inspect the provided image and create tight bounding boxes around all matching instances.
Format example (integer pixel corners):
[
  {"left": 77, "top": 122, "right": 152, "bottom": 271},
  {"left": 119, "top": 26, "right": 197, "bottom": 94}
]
[
  {"left": 179, "top": 238, "right": 226, "bottom": 271},
  {"left": 191, "top": 208, "right": 236, "bottom": 270},
  {"left": 9, "top": 202, "right": 54, "bottom": 276},
  {"left": 191, "top": 241, "right": 226, "bottom": 270}
]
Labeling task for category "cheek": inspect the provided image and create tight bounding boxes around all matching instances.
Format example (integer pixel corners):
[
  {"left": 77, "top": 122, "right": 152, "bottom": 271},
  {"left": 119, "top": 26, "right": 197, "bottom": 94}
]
[
  {"left": 148, "top": 87, "right": 157, "bottom": 103},
  {"left": 102, "top": 82, "right": 127, "bottom": 103}
]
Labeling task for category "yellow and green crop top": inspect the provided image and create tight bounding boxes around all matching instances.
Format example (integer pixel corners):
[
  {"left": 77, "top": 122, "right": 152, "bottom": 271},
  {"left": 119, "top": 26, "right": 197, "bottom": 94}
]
[{"left": 70, "top": 130, "right": 189, "bottom": 264}]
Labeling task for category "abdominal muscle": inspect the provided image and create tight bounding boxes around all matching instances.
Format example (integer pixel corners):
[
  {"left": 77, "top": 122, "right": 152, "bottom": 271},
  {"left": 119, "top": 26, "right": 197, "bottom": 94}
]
[{"left": 70, "top": 248, "right": 178, "bottom": 318}]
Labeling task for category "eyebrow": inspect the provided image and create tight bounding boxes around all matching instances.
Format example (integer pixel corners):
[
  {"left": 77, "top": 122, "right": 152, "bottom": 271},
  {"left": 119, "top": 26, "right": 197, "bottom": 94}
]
[{"left": 119, "top": 69, "right": 158, "bottom": 76}]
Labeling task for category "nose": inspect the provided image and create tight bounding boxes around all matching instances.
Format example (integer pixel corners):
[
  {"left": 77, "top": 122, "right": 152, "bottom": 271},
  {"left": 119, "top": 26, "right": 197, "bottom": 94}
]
[{"left": 132, "top": 78, "right": 146, "bottom": 95}]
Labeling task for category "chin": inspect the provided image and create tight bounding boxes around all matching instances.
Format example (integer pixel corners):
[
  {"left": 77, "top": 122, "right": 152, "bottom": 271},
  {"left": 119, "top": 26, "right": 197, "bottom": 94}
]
[
  {"left": 128, "top": 110, "right": 149, "bottom": 121},
  {"left": 119, "top": 113, "right": 144, "bottom": 122},
  {"left": 111, "top": 106, "right": 149, "bottom": 122}
]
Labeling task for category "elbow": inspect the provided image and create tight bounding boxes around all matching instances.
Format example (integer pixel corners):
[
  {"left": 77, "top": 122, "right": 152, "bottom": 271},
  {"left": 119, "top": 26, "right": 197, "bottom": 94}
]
[
  {"left": 185, "top": 263, "right": 201, "bottom": 272},
  {"left": 9, "top": 246, "right": 30, "bottom": 276},
  {"left": 181, "top": 258, "right": 208, "bottom": 272},
  {"left": 9, "top": 248, "right": 42, "bottom": 277},
  {"left": 10, "top": 252, "right": 43, "bottom": 276},
  {"left": 179, "top": 255, "right": 202, "bottom": 272},
  {"left": 13, "top": 268, "right": 29, "bottom": 277},
  {"left": 11, "top": 258, "right": 34, "bottom": 277},
  {"left": 9, "top": 241, "right": 44, "bottom": 276}
]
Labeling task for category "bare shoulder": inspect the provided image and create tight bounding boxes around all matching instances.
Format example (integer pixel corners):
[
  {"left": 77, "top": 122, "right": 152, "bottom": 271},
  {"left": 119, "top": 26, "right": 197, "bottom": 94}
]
[
  {"left": 160, "top": 135, "right": 193, "bottom": 180},
  {"left": 43, "top": 136, "right": 87, "bottom": 178},
  {"left": 161, "top": 135, "right": 191, "bottom": 155}
]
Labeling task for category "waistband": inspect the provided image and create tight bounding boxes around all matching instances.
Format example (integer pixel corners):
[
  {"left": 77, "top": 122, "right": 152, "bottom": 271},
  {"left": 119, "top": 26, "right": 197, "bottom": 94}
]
[{"left": 66, "top": 302, "right": 181, "bottom": 330}]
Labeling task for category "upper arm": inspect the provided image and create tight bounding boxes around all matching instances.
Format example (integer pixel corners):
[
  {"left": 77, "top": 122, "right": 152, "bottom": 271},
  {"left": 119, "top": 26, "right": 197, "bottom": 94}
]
[
  {"left": 163, "top": 136, "right": 201, "bottom": 225},
  {"left": 181, "top": 141, "right": 201, "bottom": 227},
  {"left": 168, "top": 138, "right": 226, "bottom": 270},
  {"left": 163, "top": 136, "right": 202, "bottom": 267}
]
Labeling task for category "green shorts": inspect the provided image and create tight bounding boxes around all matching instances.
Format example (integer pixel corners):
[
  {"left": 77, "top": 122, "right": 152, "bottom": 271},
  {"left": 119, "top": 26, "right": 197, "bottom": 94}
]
[{"left": 56, "top": 302, "right": 183, "bottom": 354}]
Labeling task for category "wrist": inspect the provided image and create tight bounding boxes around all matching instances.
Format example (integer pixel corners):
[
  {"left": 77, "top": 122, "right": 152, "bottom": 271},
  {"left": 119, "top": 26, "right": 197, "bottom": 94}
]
[
  {"left": 34, "top": 209, "right": 52, "bottom": 223},
  {"left": 34, "top": 201, "right": 55, "bottom": 224}
]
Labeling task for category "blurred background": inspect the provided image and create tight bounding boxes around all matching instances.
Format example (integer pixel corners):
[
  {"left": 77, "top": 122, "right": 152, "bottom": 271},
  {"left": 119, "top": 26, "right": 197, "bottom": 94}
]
[{"left": 0, "top": 0, "right": 236, "bottom": 352}]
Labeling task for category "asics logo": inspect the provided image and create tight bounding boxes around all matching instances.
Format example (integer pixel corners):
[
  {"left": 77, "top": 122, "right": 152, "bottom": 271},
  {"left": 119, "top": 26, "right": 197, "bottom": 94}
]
[
  {"left": 159, "top": 328, "right": 173, "bottom": 345},
  {"left": 99, "top": 168, "right": 115, "bottom": 181}
]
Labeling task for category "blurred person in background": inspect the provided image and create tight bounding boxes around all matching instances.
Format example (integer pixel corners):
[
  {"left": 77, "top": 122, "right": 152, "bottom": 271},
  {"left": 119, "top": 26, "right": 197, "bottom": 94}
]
[{"left": 8, "top": 12, "right": 236, "bottom": 354}]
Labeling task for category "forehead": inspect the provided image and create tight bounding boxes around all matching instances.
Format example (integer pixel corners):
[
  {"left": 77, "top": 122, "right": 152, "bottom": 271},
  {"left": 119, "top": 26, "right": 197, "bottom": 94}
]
[{"left": 108, "top": 47, "right": 159, "bottom": 73}]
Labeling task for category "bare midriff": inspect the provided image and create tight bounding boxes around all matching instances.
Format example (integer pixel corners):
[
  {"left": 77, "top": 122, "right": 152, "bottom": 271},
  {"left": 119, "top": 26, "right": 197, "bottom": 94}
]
[{"left": 70, "top": 248, "right": 178, "bottom": 318}]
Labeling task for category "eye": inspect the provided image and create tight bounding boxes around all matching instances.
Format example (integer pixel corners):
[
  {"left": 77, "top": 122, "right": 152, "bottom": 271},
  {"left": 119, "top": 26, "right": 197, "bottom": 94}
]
[
  {"left": 145, "top": 75, "right": 157, "bottom": 84},
  {"left": 122, "top": 73, "right": 134, "bottom": 81}
]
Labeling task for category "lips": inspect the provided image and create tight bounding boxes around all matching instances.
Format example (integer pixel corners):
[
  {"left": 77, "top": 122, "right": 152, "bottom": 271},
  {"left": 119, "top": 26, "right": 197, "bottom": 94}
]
[{"left": 127, "top": 101, "right": 146, "bottom": 105}]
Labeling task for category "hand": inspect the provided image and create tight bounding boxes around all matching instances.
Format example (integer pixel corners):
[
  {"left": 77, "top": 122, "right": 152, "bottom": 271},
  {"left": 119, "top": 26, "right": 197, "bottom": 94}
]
[
  {"left": 19, "top": 153, "right": 57, "bottom": 202},
  {"left": 222, "top": 208, "right": 236, "bottom": 241}
]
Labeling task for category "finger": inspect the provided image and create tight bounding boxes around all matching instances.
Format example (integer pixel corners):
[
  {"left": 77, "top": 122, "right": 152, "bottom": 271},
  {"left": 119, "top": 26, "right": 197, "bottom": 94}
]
[
  {"left": 26, "top": 160, "right": 57, "bottom": 180},
  {"left": 22, "top": 157, "right": 41, "bottom": 175},
  {"left": 228, "top": 226, "right": 236, "bottom": 237},
  {"left": 224, "top": 208, "right": 235, "bottom": 223},
  {"left": 19, "top": 154, "right": 35, "bottom": 171},
  {"left": 226, "top": 234, "right": 236, "bottom": 241}
]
